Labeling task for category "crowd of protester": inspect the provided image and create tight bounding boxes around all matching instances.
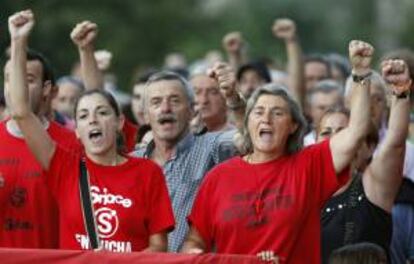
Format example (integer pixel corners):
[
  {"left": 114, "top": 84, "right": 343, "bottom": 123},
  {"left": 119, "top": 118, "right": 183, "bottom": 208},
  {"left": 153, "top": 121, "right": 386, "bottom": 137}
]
[{"left": 1, "top": 9, "right": 414, "bottom": 264}]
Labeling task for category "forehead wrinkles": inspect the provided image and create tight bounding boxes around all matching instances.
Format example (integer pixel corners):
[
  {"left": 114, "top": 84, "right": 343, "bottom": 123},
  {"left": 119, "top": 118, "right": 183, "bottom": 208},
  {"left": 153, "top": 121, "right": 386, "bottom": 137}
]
[
  {"left": 147, "top": 80, "right": 186, "bottom": 96},
  {"left": 145, "top": 80, "right": 191, "bottom": 109},
  {"left": 254, "top": 95, "right": 289, "bottom": 110}
]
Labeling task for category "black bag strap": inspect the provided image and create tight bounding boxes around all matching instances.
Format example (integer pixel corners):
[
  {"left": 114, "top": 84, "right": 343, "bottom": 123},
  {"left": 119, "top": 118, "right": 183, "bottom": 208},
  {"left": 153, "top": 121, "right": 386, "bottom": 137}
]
[{"left": 79, "top": 159, "right": 101, "bottom": 250}]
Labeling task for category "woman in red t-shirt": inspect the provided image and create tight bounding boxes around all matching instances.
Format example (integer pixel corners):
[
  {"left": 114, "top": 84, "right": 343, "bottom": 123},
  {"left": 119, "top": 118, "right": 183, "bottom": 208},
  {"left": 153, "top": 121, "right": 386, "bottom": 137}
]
[
  {"left": 7, "top": 10, "right": 174, "bottom": 252},
  {"left": 181, "top": 40, "right": 374, "bottom": 264}
]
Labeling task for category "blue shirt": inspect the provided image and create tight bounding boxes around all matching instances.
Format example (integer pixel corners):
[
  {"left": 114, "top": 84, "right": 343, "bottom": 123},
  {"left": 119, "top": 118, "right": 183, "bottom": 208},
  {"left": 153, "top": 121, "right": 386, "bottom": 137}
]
[
  {"left": 391, "top": 203, "right": 414, "bottom": 263},
  {"left": 131, "top": 130, "right": 237, "bottom": 252}
]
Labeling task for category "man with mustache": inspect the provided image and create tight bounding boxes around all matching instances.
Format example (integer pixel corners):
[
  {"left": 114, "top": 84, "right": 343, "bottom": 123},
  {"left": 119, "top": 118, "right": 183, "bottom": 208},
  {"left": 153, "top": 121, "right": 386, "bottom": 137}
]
[
  {"left": 132, "top": 65, "right": 245, "bottom": 252},
  {"left": 65, "top": 19, "right": 245, "bottom": 252}
]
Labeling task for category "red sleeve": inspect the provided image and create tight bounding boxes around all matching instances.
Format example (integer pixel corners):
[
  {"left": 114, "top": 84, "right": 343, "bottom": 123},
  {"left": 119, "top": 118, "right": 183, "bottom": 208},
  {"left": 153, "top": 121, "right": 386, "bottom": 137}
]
[
  {"left": 45, "top": 145, "right": 79, "bottom": 203},
  {"left": 187, "top": 171, "right": 216, "bottom": 252},
  {"left": 146, "top": 161, "right": 175, "bottom": 235},
  {"left": 49, "top": 121, "right": 82, "bottom": 154},
  {"left": 303, "top": 139, "right": 341, "bottom": 205},
  {"left": 122, "top": 119, "right": 138, "bottom": 153}
]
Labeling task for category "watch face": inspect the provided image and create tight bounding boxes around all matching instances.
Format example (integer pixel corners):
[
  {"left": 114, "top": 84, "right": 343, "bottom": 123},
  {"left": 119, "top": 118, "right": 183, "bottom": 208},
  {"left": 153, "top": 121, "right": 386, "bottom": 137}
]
[{"left": 352, "top": 72, "right": 372, "bottom": 83}]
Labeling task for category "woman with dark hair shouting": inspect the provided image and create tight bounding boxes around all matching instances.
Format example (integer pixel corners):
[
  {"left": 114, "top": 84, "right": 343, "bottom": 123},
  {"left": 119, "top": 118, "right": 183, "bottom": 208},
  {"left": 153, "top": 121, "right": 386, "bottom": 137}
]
[{"left": 7, "top": 10, "right": 174, "bottom": 252}]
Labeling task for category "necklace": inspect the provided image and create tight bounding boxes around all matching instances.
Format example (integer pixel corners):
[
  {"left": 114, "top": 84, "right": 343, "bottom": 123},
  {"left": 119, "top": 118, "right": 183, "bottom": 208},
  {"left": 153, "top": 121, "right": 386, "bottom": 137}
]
[{"left": 246, "top": 154, "right": 266, "bottom": 226}]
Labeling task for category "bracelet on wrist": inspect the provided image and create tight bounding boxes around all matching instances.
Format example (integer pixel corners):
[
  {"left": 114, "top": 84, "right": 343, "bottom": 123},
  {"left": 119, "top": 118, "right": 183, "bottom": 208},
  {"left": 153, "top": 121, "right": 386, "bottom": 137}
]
[
  {"left": 393, "top": 91, "right": 410, "bottom": 99},
  {"left": 227, "top": 93, "right": 246, "bottom": 110},
  {"left": 352, "top": 71, "right": 372, "bottom": 83}
]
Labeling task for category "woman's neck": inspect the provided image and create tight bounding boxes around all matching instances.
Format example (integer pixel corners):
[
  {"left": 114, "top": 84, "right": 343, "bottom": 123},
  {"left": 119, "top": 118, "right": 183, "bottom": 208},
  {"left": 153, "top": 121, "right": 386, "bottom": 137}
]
[
  {"left": 86, "top": 148, "right": 126, "bottom": 166},
  {"left": 246, "top": 150, "right": 285, "bottom": 164}
]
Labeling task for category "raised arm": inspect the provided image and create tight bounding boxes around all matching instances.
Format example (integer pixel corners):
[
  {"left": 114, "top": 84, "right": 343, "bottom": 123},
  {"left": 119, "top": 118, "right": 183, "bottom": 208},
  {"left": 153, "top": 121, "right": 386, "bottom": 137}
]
[
  {"left": 222, "top": 31, "right": 247, "bottom": 70},
  {"left": 365, "top": 59, "right": 411, "bottom": 212},
  {"left": 8, "top": 10, "right": 55, "bottom": 169},
  {"left": 272, "top": 18, "right": 305, "bottom": 109},
  {"left": 208, "top": 62, "right": 246, "bottom": 131},
  {"left": 70, "top": 21, "right": 103, "bottom": 90},
  {"left": 330, "top": 40, "right": 373, "bottom": 173}
]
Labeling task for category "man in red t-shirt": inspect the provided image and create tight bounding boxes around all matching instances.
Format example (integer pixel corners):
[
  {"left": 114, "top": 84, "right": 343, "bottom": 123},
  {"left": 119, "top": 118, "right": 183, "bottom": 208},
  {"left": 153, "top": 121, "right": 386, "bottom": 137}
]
[{"left": 0, "top": 49, "right": 80, "bottom": 248}]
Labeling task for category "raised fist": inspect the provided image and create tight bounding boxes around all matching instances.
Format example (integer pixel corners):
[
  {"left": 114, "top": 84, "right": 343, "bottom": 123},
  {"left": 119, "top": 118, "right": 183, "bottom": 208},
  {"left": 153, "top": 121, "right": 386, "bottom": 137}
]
[
  {"left": 8, "top": 10, "right": 35, "bottom": 40},
  {"left": 349, "top": 40, "right": 374, "bottom": 76},
  {"left": 272, "top": 18, "right": 296, "bottom": 41},
  {"left": 71, "top": 21, "right": 98, "bottom": 50},
  {"left": 381, "top": 59, "right": 412, "bottom": 96},
  {"left": 208, "top": 62, "right": 237, "bottom": 99},
  {"left": 222, "top": 31, "right": 243, "bottom": 54}
]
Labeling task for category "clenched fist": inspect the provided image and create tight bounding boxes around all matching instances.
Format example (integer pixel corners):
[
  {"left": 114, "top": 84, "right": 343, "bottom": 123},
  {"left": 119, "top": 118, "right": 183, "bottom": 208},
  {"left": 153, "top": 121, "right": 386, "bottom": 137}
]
[
  {"left": 381, "top": 59, "right": 412, "bottom": 96},
  {"left": 71, "top": 21, "right": 98, "bottom": 50},
  {"left": 8, "top": 10, "right": 35, "bottom": 40},
  {"left": 222, "top": 31, "right": 244, "bottom": 54},
  {"left": 272, "top": 18, "right": 296, "bottom": 41},
  {"left": 208, "top": 62, "right": 237, "bottom": 99},
  {"left": 349, "top": 40, "right": 374, "bottom": 76}
]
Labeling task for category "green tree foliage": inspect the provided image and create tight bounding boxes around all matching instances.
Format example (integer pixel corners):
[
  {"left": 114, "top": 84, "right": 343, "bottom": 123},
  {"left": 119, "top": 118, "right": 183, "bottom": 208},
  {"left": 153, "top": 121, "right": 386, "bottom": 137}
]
[{"left": 0, "top": 0, "right": 412, "bottom": 91}]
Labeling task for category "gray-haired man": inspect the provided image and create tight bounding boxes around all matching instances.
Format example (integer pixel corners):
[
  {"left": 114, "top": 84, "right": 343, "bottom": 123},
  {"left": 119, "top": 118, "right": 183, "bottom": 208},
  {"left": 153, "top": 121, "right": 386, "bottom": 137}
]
[{"left": 132, "top": 63, "right": 245, "bottom": 252}]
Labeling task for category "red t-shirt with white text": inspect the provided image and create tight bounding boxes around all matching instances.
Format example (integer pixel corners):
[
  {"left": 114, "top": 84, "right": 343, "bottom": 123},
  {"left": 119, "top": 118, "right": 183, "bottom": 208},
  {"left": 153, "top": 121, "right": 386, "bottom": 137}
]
[
  {"left": 46, "top": 145, "right": 174, "bottom": 252},
  {"left": 0, "top": 121, "right": 80, "bottom": 248},
  {"left": 188, "top": 140, "right": 341, "bottom": 264}
]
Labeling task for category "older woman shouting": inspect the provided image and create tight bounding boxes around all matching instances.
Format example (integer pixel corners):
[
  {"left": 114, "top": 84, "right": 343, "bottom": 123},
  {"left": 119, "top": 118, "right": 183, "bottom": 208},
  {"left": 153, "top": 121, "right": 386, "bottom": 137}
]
[{"left": 181, "top": 40, "right": 374, "bottom": 264}]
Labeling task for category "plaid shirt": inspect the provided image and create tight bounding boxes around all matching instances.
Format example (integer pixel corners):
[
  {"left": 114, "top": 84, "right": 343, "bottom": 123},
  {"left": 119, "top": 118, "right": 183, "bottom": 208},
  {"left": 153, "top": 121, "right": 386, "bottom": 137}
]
[{"left": 132, "top": 130, "right": 237, "bottom": 252}]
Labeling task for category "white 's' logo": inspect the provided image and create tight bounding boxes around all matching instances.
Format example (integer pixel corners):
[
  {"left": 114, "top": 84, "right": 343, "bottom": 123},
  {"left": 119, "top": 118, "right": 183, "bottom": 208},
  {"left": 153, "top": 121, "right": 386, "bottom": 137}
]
[{"left": 96, "top": 207, "right": 119, "bottom": 238}]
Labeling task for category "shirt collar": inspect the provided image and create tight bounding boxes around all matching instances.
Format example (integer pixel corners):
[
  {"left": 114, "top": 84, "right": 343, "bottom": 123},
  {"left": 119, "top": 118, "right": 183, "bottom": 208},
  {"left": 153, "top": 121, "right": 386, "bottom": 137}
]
[{"left": 143, "top": 132, "right": 195, "bottom": 159}]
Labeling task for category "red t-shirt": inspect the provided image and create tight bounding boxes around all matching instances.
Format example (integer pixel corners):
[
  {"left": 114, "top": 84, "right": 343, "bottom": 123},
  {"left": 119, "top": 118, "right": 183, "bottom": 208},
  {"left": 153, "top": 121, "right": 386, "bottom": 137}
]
[
  {"left": 46, "top": 145, "right": 174, "bottom": 252},
  {"left": 0, "top": 121, "right": 80, "bottom": 249},
  {"left": 122, "top": 119, "right": 138, "bottom": 153},
  {"left": 188, "top": 140, "right": 341, "bottom": 264}
]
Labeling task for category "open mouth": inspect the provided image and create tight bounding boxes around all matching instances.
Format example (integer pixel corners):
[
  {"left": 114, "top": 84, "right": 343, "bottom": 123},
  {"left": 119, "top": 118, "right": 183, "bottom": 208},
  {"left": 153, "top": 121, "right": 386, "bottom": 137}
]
[
  {"left": 259, "top": 128, "right": 273, "bottom": 140},
  {"left": 88, "top": 129, "right": 103, "bottom": 143},
  {"left": 158, "top": 116, "right": 177, "bottom": 125}
]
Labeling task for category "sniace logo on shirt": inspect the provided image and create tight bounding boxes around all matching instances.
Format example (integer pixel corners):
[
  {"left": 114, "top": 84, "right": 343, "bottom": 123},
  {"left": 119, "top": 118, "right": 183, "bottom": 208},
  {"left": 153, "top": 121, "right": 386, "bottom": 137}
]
[{"left": 75, "top": 186, "right": 133, "bottom": 252}]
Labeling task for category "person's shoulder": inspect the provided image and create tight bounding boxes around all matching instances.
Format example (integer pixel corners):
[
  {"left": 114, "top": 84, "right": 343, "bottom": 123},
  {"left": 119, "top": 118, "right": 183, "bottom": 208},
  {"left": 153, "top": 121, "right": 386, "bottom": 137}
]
[
  {"left": 48, "top": 120, "right": 76, "bottom": 137},
  {"left": 200, "top": 156, "right": 242, "bottom": 189},
  {"left": 0, "top": 121, "right": 8, "bottom": 135},
  {"left": 123, "top": 118, "right": 139, "bottom": 131},
  {"left": 195, "top": 129, "right": 236, "bottom": 146},
  {"left": 126, "top": 155, "right": 161, "bottom": 172},
  {"left": 48, "top": 121, "right": 81, "bottom": 150},
  {"left": 129, "top": 143, "right": 150, "bottom": 157},
  {"left": 208, "top": 155, "right": 241, "bottom": 174},
  {"left": 299, "top": 139, "right": 329, "bottom": 154}
]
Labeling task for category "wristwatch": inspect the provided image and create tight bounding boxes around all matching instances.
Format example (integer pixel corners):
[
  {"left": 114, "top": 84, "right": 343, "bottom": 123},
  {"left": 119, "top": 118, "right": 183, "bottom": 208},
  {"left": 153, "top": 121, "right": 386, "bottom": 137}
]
[
  {"left": 227, "top": 92, "right": 246, "bottom": 110},
  {"left": 393, "top": 91, "right": 410, "bottom": 99},
  {"left": 352, "top": 71, "right": 372, "bottom": 83}
]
